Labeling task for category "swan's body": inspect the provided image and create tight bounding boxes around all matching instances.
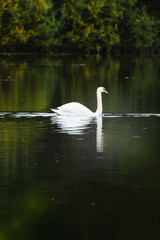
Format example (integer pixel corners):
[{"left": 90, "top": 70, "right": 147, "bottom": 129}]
[{"left": 51, "top": 87, "right": 108, "bottom": 116}]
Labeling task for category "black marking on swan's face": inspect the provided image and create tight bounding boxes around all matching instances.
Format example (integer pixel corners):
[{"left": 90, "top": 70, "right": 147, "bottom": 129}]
[{"left": 102, "top": 87, "right": 108, "bottom": 94}]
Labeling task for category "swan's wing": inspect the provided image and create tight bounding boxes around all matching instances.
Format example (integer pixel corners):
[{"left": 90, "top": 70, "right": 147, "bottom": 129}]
[{"left": 51, "top": 102, "right": 93, "bottom": 116}]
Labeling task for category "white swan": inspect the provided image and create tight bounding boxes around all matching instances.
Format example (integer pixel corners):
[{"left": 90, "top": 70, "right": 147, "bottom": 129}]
[{"left": 51, "top": 87, "right": 108, "bottom": 116}]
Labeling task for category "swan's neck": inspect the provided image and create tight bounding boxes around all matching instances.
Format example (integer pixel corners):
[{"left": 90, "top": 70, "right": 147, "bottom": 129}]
[{"left": 95, "top": 90, "right": 102, "bottom": 116}]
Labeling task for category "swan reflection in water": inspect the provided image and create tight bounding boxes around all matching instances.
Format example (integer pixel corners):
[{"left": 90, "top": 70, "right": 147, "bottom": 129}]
[{"left": 51, "top": 115, "right": 105, "bottom": 152}]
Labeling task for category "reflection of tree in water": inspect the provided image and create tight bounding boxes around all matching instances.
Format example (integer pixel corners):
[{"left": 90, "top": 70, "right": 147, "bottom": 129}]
[
  {"left": 0, "top": 57, "right": 61, "bottom": 112},
  {"left": 0, "top": 56, "right": 160, "bottom": 113}
]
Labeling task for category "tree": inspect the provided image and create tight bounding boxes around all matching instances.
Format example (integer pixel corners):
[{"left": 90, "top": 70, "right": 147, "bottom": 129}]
[
  {"left": 119, "top": 1, "right": 157, "bottom": 52},
  {"left": 0, "top": 0, "right": 54, "bottom": 51},
  {"left": 63, "top": 0, "right": 122, "bottom": 53},
  {"left": 0, "top": 0, "right": 159, "bottom": 53}
]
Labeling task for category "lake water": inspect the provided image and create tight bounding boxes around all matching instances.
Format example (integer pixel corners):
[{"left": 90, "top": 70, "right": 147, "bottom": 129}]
[{"left": 0, "top": 55, "right": 160, "bottom": 240}]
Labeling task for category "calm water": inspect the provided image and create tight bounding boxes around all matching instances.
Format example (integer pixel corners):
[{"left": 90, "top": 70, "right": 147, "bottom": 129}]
[{"left": 0, "top": 55, "right": 160, "bottom": 240}]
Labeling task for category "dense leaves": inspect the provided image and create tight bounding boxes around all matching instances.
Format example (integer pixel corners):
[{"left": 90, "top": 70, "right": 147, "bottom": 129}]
[{"left": 0, "top": 0, "right": 159, "bottom": 53}]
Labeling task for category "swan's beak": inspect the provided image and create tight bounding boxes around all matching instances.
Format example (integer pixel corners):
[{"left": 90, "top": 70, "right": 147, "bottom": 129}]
[{"left": 104, "top": 90, "right": 108, "bottom": 94}]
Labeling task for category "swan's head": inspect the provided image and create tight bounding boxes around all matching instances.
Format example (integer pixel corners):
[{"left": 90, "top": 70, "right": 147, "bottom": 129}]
[{"left": 97, "top": 87, "right": 108, "bottom": 94}]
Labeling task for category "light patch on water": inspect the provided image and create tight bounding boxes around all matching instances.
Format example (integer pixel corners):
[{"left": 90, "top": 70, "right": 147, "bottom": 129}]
[
  {"left": 0, "top": 112, "right": 160, "bottom": 119},
  {"left": 132, "top": 136, "right": 141, "bottom": 138},
  {"left": 126, "top": 113, "right": 160, "bottom": 117},
  {"left": 0, "top": 78, "right": 16, "bottom": 81},
  {"left": 103, "top": 113, "right": 160, "bottom": 118},
  {"left": 0, "top": 112, "right": 56, "bottom": 118},
  {"left": 103, "top": 114, "right": 123, "bottom": 118}
]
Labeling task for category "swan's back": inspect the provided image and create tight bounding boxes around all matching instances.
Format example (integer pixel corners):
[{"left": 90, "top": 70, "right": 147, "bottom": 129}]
[{"left": 52, "top": 102, "right": 94, "bottom": 116}]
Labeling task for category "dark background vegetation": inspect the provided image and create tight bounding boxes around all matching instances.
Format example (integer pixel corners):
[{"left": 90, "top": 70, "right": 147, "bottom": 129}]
[{"left": 0, "top": 0, "right": 160, "bottom": 54}]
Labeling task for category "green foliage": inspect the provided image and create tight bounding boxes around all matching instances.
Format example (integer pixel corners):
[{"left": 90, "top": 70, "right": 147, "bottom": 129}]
[
  {"left": 131, "top": 8, "right": 156, "bottom": 50},
  {"left": 120, "top": 3, "right": 157, "bottom": 52},
  {"left": 0, "top": 0, "right": 159, "bottom": 53},
  {"left": 65, "top": 0, "right": 122, "bottom": 53},
  {"left": 0, "top": 0, "right": 54, "bottom": 51}
]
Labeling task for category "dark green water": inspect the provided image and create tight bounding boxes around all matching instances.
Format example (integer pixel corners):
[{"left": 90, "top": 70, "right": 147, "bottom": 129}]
[{"left": 0, "top": 55, "right": 160, "bottom": 240}]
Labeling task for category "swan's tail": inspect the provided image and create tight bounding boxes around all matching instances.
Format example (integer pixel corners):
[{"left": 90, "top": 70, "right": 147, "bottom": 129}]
[{"left": 50, "top": 108, "right": 60, "bottom": 115}]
